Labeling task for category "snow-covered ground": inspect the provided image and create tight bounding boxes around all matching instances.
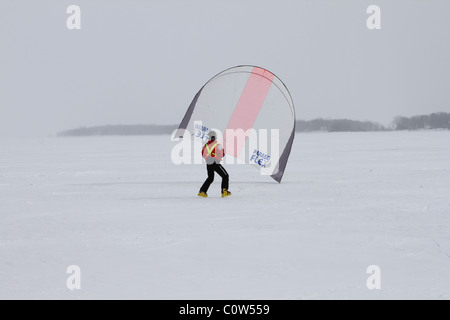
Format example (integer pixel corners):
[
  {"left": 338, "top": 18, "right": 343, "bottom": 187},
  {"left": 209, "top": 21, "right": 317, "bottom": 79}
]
[{"left": 1, "top": 131, "right": 450, "bottom": 299}]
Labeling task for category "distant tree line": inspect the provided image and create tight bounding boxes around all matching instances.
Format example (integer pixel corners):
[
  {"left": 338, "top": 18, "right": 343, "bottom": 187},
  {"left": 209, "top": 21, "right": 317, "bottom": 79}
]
[
  {"left": 57, "top": 112, "right": 450, "bottom": 136},
  {"left": 58, "top": 124, "right": 177, "bottom": 136},
  {"left": 59, "top": 120, "right": 386, "bottom": 136},
  {"left": 295, "top": 118, "right": 386, "bottom": 132},
  {"left": 393, "top": 112, "right": 450, "bottom": 130}
]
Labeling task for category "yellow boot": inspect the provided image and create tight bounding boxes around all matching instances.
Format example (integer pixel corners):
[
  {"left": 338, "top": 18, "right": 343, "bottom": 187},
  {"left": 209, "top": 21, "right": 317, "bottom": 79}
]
[
  {"left": 198, "top": 191, "right": 208, "bottom": 198},
  {"left": 222, "top": 189, "right": 232, "bottom": 197}
]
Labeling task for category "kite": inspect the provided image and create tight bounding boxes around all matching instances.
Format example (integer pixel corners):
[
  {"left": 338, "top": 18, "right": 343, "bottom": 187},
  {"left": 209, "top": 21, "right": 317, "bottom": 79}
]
[{"left": 175, "top": 66, "right": 295, "bottom": 183}]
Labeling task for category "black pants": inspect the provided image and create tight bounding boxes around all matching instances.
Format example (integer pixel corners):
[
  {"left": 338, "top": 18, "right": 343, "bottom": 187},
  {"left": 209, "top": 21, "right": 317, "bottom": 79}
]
[{"left": 200, "top": 163, "right": 229, "bottom": 193}]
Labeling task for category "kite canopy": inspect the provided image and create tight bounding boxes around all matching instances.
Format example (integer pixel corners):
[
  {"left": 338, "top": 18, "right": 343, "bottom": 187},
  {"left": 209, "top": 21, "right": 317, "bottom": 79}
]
[{"left": 176, "top": 65, "right": 295, "bottom": 183}]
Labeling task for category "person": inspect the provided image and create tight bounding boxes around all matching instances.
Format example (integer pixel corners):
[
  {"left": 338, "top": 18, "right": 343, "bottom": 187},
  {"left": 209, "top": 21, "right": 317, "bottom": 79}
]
[{"left": 198, "top": 131, "right": 232, "bottom": 198}]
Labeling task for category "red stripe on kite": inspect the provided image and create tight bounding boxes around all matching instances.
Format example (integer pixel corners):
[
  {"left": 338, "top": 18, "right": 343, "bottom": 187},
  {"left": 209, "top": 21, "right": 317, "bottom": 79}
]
[{"left": 224, "top": 67, "right": 274, "bottom": 157}]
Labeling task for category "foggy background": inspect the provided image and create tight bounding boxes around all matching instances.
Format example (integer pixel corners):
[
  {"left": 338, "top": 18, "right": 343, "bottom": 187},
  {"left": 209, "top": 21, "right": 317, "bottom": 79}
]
[{"left": 1, "top": 0, "right": 449, "bottom": 137}]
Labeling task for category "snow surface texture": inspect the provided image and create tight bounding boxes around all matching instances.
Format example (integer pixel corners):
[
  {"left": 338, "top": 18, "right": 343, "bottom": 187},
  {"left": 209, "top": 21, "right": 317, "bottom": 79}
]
[{"left": 1, "top": 131, "right": 449, "bottom": 299}]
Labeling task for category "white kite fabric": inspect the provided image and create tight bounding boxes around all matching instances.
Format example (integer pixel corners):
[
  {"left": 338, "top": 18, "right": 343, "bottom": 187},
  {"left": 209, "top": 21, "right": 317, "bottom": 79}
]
[{"left": 176, "top": 66, "right": 296, "bottom": 183}]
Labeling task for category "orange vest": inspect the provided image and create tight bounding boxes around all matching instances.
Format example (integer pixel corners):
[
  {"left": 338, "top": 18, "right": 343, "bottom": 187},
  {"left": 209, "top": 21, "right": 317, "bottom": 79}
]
[{"left": 202, "top": 141, "right": 219, "bottom": 159}]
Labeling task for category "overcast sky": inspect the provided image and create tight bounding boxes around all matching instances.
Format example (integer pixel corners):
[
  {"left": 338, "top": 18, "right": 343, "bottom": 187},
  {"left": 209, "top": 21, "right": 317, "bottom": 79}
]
[{"left": 1, "top": 0, "right": 449, "bottom": 137}]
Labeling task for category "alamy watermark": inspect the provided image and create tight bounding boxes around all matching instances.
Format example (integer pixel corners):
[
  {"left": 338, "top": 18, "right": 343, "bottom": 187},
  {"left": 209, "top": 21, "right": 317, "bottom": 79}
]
[
  {"left": 171, "top": 122, "right": 280, "bottom": 176},
  {"left": 366, "top": 265, "right": 381, "bottom": 290},
  {"left": 66, "top": 265, "right": 81, "bottom": 291},
  {"left": 66, "top": 5, "right": 81, "bottom": 30},
  {"left": 65, "top": 5, "right": 380, "bottom": 31},
  {"left": 367, "top": 5, "right": 381, "bottom": 30}
]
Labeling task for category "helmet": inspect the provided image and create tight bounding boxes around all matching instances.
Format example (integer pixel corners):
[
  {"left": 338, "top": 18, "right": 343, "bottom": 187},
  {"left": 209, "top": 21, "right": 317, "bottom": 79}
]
[{"left": 208, "top": 131, "right": 217, "bottom": 141}]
